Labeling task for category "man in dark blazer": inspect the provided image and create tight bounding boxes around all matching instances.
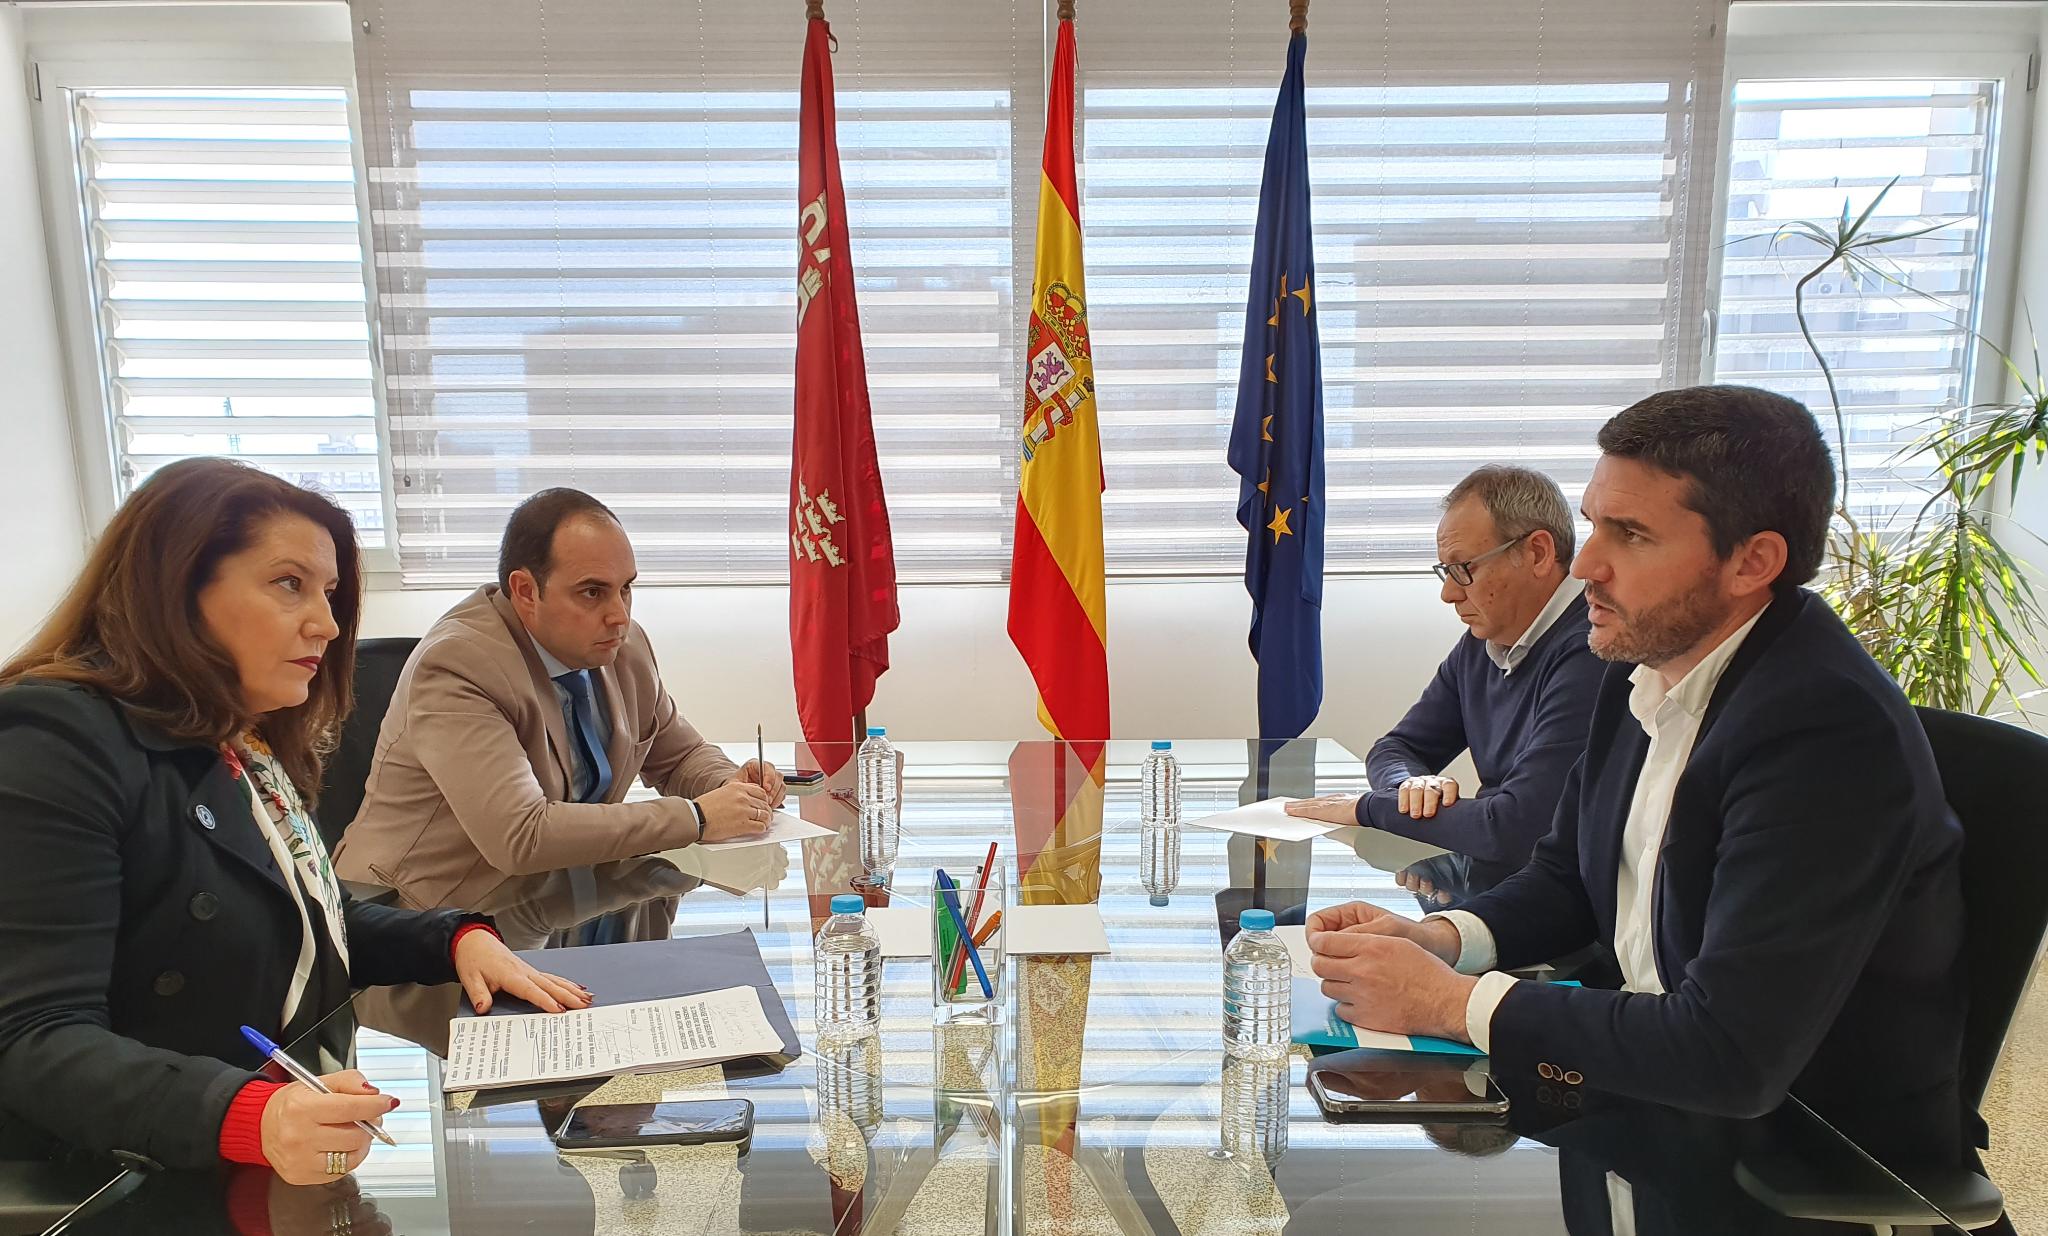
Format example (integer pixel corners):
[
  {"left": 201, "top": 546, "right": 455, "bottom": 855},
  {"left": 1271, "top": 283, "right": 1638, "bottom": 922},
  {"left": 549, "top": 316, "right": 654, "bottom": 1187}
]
[{"left": 1305, "top": 385, "right": 1968, "bottom": 1168}]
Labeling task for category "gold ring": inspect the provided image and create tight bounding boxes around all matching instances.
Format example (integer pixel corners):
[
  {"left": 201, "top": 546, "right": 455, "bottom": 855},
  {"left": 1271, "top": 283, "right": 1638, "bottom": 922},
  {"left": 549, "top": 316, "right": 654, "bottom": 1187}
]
[{"left": 325, "top": 1149, "right": 348, "bottom": 1176}]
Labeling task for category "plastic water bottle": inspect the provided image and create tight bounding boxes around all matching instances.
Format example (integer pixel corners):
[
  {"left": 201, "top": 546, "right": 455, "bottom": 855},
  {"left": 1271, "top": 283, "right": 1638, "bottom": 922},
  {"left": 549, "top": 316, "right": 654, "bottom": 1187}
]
[
  {"left": 1139, "top": 740, "right": 1181, "bottom": 905},
  {"left": 815, "top": 894, "right": 881, "bottom": 1045},
  {"left": 857, "top": 727, "right": 899, "bottom": 880},
  {"left": 815, "top": 1027, "right": 883, "bottom": 1140},
  {"left": 1222, "top": 908, "right": 1292, "bottom": 1060},
  {"left": 1220, "top": 1056, "right": 1290, "bottom": 1168}
]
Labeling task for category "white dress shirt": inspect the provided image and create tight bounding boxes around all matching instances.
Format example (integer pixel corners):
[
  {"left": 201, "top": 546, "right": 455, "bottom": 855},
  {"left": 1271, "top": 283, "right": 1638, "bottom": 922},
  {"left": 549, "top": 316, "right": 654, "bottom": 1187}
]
[
  {"left": 1432, "top": 604, "right": 1768, "bottom": 1050},
  {"left": 1483, "top": 575, "right": 1586, "bottom": 675}
]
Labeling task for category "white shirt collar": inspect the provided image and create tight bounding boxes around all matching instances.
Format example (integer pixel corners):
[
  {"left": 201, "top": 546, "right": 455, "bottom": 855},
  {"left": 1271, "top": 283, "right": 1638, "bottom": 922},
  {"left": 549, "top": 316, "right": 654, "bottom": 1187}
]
[
  {"left": 1626, "top": 602, "right": 1770, "bottom": 731},
  {"left": 1485, "top": 575, "right": 1587, "bottom": 674},
  {"left": 531, "top": 635, "right": 576, "bottom": 683}
]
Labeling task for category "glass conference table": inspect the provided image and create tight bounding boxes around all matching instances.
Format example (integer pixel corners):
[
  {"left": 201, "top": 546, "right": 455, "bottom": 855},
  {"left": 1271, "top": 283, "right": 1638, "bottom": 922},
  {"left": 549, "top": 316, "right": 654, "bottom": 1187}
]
[{"left": 53, "top": 738, "right": 1963, "bottom": 1235}]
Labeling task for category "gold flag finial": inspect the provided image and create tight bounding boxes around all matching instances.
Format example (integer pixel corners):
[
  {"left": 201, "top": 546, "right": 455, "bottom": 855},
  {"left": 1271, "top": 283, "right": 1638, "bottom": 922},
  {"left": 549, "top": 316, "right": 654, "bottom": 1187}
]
[
  {"left": 1289, "top": 0, "right": 1307, "bottom": 34},
  {"left": 1057, "top": 0, "right": 1075, "bottom": 20}
]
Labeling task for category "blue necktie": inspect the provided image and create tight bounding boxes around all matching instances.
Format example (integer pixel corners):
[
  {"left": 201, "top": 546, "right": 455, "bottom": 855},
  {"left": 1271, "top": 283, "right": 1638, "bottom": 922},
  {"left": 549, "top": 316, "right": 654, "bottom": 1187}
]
[{"left": 555, "top": 670, "right": 614, "bottom": 804}]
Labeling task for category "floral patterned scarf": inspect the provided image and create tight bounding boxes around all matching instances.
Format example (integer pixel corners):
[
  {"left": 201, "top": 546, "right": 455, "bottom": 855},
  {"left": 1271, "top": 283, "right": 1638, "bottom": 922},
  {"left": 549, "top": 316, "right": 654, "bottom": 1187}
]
[{"left": 222, "top": 732, "right": 350, "bottom": 1021}]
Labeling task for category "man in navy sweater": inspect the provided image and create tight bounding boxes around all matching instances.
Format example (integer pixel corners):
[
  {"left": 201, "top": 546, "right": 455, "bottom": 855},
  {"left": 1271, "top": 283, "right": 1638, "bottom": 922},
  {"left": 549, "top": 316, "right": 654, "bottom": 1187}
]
[
  {"left": 1304, "top": 386, "right": 1967, "bottom": 1169},
  {"left": 1289, "top": 465, "right": 1605, "bottom": 894}
]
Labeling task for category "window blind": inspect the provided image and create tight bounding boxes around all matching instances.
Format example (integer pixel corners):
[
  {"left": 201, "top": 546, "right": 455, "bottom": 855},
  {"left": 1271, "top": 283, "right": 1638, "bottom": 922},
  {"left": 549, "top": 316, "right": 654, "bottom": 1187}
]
[
  {"left": 355, "top": 0, "right": 1724, "bottom": 584},
  {"left": 356, "top": 0, "right": 1033, "bottom": 585},
  {"left": 69, "top": 87, "right": 386, "bottom": 545},
  {"left": 1712, "top": 78, "right": 2001, "bottom": 532},
  {"left": 1081, "top": 0, "right": 1726, "bottom": 573}
]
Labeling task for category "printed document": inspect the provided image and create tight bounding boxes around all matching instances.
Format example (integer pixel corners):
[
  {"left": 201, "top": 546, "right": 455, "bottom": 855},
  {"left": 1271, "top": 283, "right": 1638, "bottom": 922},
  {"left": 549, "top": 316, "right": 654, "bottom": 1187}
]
[{"left": 443, "top": 986, "right": 782, "bottom": 1091}]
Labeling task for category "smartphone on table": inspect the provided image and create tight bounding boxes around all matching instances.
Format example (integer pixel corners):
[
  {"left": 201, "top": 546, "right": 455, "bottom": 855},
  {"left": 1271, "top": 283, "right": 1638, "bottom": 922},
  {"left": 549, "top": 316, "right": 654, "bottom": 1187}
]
[
  {"left": 1305, "top": 1048, "right": 1509, "bottom": 1123},
  {"left": 552, "top": 1099, "right": 755, "bottom": 1151}
]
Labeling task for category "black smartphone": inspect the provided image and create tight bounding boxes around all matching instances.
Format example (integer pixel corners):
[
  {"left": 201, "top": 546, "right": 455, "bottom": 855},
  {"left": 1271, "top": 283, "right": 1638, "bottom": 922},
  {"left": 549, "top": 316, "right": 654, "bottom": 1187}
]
[
  {"left": 785, "top": 768, "right": 826, "bottom": 787},
  {"left": 1305, "top": 1049, "right": 1509, "bottom": 1123},
  {"left": 552, "top": 1099, "right": 755, "bottom": 1151}
]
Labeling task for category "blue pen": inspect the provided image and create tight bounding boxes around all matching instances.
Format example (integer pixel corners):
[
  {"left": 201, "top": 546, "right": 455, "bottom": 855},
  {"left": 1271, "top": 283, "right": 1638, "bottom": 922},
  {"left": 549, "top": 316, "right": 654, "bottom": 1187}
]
[
  {"left": 240, "top": 1026, "right": 397, "bottom": 1148},
  {"left": 934, "top": 869, "right": 995, "bottom": 1000}
]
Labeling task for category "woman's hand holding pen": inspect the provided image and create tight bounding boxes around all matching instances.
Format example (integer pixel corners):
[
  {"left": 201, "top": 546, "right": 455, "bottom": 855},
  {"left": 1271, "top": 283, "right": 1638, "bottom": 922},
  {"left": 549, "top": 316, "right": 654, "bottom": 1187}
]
[{"left": 259, "top": 1070, "right": 395, "bottom": 1186}]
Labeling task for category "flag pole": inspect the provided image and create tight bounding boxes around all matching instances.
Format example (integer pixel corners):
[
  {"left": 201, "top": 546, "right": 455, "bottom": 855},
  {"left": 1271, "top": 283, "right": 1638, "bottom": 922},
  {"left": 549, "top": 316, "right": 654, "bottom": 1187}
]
[{"left": 1290, "top": 0, "right": 1306, "bottom": 33}]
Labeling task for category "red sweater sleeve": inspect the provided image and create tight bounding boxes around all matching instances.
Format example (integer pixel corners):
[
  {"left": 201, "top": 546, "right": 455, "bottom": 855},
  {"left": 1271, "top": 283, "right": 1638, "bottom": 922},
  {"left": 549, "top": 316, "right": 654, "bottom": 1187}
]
[
  {"left": 217, "top": 1080, "right": 287, "bottom": 1166},
  {"left": 451, "top": 921, "right": 502, "bottom": 962}
]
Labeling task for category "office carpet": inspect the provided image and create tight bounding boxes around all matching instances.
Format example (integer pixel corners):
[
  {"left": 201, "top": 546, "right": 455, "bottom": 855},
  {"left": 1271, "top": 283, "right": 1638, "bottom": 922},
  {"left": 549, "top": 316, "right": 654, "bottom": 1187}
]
[{"left": 1984, "top": 968, "right": 2046, "bottom": 1232}]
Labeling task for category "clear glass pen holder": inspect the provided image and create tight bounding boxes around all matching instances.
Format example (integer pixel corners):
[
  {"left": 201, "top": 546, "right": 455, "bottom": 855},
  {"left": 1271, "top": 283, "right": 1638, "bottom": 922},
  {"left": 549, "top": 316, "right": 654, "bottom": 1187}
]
[{"left": 930, "top": 864, "right": 1005, "bottom": 1025}]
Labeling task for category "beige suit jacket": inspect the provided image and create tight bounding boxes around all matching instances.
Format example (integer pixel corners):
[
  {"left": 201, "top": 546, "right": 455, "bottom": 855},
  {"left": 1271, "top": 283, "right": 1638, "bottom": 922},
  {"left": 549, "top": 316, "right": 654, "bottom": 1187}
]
[{"left": 331, "top": 585, "right": 738, "bottom": 911}]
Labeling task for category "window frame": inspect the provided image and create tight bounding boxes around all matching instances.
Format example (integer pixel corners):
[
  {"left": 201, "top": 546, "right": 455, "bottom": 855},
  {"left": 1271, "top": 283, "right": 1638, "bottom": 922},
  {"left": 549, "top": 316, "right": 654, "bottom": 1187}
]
[
  {"left": 1704, "top": 23, "right": 2036, "bottom": 518},
  {"left": 31, "top": 49, "right": 403, "bottom": 582}
]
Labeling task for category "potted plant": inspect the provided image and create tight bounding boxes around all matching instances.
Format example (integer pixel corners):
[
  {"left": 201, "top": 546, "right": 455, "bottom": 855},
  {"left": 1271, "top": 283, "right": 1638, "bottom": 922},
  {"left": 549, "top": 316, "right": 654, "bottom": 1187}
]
[{"left": 1773, "top": 179, "right": 2048, "bottom": 715}]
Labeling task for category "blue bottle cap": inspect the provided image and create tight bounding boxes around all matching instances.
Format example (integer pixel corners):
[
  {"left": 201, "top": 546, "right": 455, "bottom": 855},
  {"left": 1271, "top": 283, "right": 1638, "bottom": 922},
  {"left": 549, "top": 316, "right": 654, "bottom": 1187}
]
[
  {"left": 1238, "top": 909, "right": 1275, "bottom": 931},
  {"left": 866, "top": 726, "right": 886, "bottom": 738},
  {"left": 1148, "top": 893, "right": 1169, "bottom": 908},
  {"left": 831, "top": 894, "right": 865, "bottom": 915},
  {"left": 1151, "top": 740, "right": 1172, "bottom": 751}
]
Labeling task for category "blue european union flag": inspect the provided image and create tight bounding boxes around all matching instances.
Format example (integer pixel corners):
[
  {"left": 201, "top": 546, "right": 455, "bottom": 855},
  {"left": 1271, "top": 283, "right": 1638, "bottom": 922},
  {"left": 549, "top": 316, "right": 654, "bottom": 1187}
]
[{"left": 1227, "top": 32, "right": 1324, "bottom": 744}]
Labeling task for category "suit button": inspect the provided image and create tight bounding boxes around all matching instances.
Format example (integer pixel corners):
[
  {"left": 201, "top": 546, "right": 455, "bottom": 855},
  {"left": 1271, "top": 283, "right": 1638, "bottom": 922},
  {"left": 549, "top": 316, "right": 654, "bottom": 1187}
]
[
  {"left": 153, "top": 971, "right": 185, "bottom": 997},
  {"left": 1537, "top": 1062, "right": 1559, "bottom": 1080},
  {"left": 193, "top": 805, "right": 217, "bottom": 831},
  {"left": 188, "top": 893, "right": 219, "bottom": 922},
  {"left": 1562, "top": 1070, "right": 1583, "bottom": 1086}
]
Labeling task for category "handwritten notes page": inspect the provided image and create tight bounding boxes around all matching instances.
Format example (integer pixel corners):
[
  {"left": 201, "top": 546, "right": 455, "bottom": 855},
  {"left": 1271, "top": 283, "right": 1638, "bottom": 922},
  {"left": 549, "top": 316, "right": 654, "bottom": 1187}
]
[{"left": 442, "top": 986, "right": 782, "bottom": 1092}]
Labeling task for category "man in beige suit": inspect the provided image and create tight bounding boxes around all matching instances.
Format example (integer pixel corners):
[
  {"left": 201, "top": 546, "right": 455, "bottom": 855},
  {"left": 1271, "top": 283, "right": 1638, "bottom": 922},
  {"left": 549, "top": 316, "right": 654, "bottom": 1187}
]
[{"left": 333, "top": 488, "right": 782, "bottom": 915}]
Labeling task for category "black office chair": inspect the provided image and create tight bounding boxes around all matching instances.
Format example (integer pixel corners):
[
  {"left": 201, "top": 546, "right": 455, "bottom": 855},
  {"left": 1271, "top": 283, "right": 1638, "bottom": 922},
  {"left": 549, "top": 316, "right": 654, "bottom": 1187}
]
[
  {"left": 1737, "top": 706, "right": 2048, "bottom": 1231},
  {"left": 314, "top": 636, "right": 420, "bottom": 853}
]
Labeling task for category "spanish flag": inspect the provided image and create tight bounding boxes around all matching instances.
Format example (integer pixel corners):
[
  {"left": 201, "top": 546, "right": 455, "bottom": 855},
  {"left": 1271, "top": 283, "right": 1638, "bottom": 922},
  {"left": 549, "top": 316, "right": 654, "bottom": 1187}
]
[{"left": 1008, "top": 15, "right": 1108, "bottom": 772}]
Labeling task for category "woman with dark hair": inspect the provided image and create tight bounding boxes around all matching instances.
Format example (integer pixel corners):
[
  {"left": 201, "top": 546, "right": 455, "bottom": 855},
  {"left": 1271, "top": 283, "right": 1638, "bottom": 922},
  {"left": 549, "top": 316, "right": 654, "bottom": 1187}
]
[{"left": 0, "top": 458, "right": 590, "bottom": 1185}]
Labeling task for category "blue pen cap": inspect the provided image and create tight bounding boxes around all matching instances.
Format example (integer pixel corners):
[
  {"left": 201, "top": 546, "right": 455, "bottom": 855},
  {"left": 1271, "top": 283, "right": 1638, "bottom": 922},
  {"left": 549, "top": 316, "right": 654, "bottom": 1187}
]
[
  {"left": 866, "top": 726, "right": 886, "bottom": 738},
  {"left": 1238, "top": 909, "right": 1276, "bottom": 932},
  {"left": 830, "top": 894, "right": 865, "bottom": 915},
  {"left": 240, "top": 1025, "right": 282, "bottom": 1057},
  {"left": 1151, "top": 740, "right": 1172, "bottom": 750}
]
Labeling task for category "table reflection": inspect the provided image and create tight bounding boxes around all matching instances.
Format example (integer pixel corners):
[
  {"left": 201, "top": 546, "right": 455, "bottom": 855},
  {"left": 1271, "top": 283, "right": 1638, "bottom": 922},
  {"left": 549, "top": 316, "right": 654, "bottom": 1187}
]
[{"left": 33, "top": 738, "right": 1961, "bottom": 1236}]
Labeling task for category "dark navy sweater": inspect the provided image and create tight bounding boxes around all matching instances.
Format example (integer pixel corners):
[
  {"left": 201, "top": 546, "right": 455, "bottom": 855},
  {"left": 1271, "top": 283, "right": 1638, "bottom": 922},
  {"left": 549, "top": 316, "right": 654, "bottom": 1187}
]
[{"left": 1356, "top": 590, "right": 1603, "bottom": 876}]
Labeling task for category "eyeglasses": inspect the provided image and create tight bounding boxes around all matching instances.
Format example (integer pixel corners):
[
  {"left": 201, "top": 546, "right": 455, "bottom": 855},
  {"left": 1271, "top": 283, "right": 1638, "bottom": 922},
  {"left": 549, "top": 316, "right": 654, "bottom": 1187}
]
[{"left": 1431, "top": 530, "right": 1532, "bottom": 587}]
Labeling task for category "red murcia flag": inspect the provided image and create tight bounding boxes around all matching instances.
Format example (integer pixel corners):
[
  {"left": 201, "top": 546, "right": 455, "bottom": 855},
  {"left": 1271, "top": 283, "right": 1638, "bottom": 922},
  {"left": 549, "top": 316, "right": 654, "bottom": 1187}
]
[{"left": 789, "top": 15, "right": 898, "bottom": 775}]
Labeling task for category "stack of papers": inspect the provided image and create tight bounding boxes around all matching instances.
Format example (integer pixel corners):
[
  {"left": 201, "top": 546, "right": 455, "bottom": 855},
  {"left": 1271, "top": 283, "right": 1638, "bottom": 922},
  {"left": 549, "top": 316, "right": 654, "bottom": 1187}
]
[{"left": 444, "top": 987, "right": 784, "bottom": 1092}]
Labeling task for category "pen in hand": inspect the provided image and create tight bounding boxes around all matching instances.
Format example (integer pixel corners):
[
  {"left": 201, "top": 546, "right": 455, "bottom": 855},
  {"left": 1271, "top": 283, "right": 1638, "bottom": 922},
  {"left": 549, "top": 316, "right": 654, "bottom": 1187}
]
[{"left": 240, "top": 1026, "right": 398, "bottom": 1148}]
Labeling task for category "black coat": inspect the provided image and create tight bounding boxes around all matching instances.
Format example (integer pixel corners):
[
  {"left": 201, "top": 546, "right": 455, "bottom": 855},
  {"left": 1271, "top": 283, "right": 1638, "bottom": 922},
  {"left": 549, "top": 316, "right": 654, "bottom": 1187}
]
[
  {"left": 0, "top": 680, "right": 484, "bottom": 1171},
  {"left": 1468, "top": 587, "right": 1969, "bottom": 1164}
]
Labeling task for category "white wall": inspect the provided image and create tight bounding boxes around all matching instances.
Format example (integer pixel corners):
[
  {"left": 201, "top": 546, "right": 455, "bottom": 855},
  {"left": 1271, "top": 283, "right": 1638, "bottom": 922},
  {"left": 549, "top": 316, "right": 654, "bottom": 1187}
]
[
  {"left": 0, "top": 6, "right": 86, "bottom": 650},
  {"left": 2008, "top": 4, "right": 2048, "bottom": 544}
]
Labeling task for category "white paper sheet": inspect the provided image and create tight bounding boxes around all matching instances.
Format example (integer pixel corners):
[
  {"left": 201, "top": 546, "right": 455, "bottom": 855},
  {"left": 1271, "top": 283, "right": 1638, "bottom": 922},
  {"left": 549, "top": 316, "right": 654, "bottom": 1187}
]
[
  {"left": 442, "top": 987, "right": 783, "bottom": 1091},
  {"left": 1008, "top": 904, "right": 1110, "bottom": 955},
  {"left": 693, "top": 810, "right": 837, "bottom": 852},
  {"left": 1184, "top": 796, "right": 1342, "bottom": 843},
  {"left": 869, "top": 906, "right": 928, "bottom": 958},
  {"left": 864, "top": 902, "right": 1110, "bottom": 957},
  {"left": 1275, "top": 924, "right": 1316, "bottom": 977}
]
